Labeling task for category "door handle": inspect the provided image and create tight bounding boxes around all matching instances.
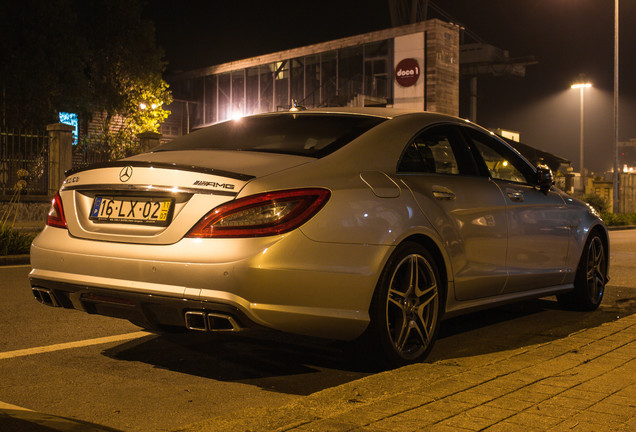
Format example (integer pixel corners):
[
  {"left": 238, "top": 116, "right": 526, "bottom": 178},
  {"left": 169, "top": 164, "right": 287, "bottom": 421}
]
[
  {"left": 506, "top": 190, "right": 524, "bottom": 202},
  {"left": 432, "top": 187, "right": 456, "bottom": 201}
]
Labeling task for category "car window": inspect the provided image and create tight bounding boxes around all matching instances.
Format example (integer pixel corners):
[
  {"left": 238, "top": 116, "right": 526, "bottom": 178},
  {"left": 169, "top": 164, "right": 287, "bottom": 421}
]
[
  {"left": 398, "top": 125, "right": 476, "bottom": 175},
  {"left": 152, "top": 113, "right": 386, "bottom": 158},
  {"left": 464, "top": 128, "right": 532, "bottom": 184}
]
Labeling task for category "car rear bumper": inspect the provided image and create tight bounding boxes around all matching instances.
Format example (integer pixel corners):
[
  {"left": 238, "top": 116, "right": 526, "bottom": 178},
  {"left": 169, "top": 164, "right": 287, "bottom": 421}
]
[
  {"left": 30, "top": 226, "right": 391, "bottom": 340},
  {"left": 29, "top": 277, "right": 260, "bottom": 332}
]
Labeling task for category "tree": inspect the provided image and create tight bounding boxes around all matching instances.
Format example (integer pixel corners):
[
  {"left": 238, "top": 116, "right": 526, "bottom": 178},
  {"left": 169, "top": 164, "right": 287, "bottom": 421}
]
[
  {"left": 1, "top": 0, "right": 172, "bottom": 157},
  {"left": 0, "top": 0, "right": 89, "bottom": 129},
  {"left": 88, "top": 72, "right": 172, "bottom": 159}
]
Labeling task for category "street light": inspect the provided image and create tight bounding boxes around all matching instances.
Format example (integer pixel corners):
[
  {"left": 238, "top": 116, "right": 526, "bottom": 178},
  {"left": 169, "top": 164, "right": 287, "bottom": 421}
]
[
  {"left": 571, "top": 82, "right": 592, "bottom": 181},
  {"left": 613, "top": 0, "right": 620, "bottom": 213}
]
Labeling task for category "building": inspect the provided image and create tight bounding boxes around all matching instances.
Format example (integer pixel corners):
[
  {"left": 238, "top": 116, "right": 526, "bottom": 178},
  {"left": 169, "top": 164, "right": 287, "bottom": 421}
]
[
  {"left": 163, "top": 19, "right": 460, "bottom": 135},
  {"left": 619, "top": 139, "right": 636, "bottom": 172}
]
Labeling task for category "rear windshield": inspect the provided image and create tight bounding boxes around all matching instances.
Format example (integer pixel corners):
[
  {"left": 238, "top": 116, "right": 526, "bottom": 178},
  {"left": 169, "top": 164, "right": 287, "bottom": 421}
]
[{"left": 152, "top": 113, "right": 386, "bottom": 158}]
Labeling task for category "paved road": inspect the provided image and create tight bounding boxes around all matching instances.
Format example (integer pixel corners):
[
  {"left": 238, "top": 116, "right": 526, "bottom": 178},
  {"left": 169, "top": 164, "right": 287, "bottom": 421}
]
[{"left": 0, "top": 230, "right": 634, "bottom": 431}]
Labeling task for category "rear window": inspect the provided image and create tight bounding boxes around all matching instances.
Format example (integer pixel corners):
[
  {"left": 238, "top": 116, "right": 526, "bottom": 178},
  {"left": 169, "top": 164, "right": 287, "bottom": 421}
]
[{"left": 152, "top": 113, "right": 386, "bottom": 158}]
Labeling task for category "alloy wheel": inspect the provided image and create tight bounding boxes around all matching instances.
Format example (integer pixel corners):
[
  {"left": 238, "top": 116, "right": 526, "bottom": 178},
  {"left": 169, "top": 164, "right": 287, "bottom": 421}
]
[
  {"left": 385, "top": 253, "right": 439, "bottom": 361},
  {"left": 585, "top": 236, "right": 606, "bottom": 305}
]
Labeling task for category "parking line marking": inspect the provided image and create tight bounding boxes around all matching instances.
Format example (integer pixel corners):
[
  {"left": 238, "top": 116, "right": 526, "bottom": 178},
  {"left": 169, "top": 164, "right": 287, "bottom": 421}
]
[
  {"left": 0, "top": 331, "right": 150, "bottom": 360},
  {"left": 0, "top": 400, "right": 115, "bottom": 431},
  {"left": 0, "top": 401, "right": 32, "bottom": 411}
]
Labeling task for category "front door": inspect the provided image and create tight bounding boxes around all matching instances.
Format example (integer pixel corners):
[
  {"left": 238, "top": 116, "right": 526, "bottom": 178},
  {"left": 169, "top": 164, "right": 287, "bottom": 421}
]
[
  {"left": 397, "top": 124, "right": 509, "bottom": 301},
  {"left": 464, "top": 127, "right": 570, "bottom": 293}
]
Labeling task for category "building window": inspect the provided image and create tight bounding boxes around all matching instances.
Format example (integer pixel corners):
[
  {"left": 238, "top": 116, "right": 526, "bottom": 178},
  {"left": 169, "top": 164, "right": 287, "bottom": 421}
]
[
  {"left": 231, "top": 71, "right": 245, "bottom": 119},
  {"left": 275, "top": 60, "right": 289, "bottom": 110},
  {"left": 218, "top": 72, "right": 231, "bottom": 122},
  {"left": 321, "top": 51, "right": 337, "bottom": 105},
  {"left": 259, "top": 64, "right": 274, "bottom": 113},
  {"left": 204, "top": 75, "right": 217, "bottom": 124}
]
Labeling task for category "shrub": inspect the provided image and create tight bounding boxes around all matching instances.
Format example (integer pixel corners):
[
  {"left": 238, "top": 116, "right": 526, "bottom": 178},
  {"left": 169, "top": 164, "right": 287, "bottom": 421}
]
[
  {"left": 0, "top": 225, "right": 37, "bottom": 256},
  {"left": 601, "top": 212, "right": 636, "bottom": 226},
  {"left": 581, "top": 194, "right": 609, "bottom": 213}
]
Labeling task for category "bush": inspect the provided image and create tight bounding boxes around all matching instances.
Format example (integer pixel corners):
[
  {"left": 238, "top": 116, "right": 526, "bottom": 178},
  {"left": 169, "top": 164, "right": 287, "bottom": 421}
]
[
  {"left": 581, "top": 194, "right": 609, "bottom": 213},
  {"left": 600, "top": 212, "right": 636, "bottom": 227},
  {"left": 0, "top": 225, "right": 37, "bottom": 256}
]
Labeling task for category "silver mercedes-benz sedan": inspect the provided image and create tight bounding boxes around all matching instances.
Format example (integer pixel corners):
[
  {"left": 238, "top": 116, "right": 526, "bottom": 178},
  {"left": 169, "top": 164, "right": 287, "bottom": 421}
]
[{"left": 30, "top": 108, "right": 609, "bottom": 366}]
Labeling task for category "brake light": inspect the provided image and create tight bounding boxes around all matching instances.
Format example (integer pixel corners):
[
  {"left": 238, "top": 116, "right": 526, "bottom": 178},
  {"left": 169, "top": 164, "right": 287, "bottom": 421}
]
[
  {"left": 46, "top": 192, "right": 67, "bottom": 229},
  {"left": 186, "top": 188, "right": 330, "bottom": 238}
]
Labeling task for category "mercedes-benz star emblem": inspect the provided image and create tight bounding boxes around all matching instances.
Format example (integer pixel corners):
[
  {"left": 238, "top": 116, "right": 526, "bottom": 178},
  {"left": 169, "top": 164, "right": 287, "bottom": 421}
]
[{"left": 119, "top": 166, "right": 133, "bottom": 182}]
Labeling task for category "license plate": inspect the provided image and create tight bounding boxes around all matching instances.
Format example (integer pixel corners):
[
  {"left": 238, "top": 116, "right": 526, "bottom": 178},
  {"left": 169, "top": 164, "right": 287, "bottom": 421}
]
[{"left": 90, "top": 196, "right": 173, "bottom": 226}]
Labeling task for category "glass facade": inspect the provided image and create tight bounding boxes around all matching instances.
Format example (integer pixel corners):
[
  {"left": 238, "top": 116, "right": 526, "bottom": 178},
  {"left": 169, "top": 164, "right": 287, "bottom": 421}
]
[
  {"left": 166, "top": 20, "right": 461, "bottom": 134},
  {"left": 173, "top": 40, "right": 392, "bottom": 130}
]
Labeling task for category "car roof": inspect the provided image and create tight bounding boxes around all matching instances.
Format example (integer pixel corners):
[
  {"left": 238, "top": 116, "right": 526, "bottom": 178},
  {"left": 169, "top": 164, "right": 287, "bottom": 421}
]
[{"left": 252, "top": 106, "right": 465, "bottom": 121}]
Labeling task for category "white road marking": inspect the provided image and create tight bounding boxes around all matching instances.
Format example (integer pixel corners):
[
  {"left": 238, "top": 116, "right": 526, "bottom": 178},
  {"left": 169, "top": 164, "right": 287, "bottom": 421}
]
[
  {"left": 0, "top": 264, "right": 31, "bottom": 269},
  {"left": 0, "top": 331, "right": 151, "bottom": 360},
  {"left": 0, "top": 401, "right": 32, "bottom": 411},
  {"left": 0, "top": 400, "right": 112, "bottom": 431}
]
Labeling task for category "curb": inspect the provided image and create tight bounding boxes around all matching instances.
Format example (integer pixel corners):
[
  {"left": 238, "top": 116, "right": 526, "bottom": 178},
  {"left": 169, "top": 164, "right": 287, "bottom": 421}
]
[
  {"left": 608, "top": 225, "right": 636, "bottom": 231},
  {"left": 0, "top": 254, "right": 30, "bottom": 266}
]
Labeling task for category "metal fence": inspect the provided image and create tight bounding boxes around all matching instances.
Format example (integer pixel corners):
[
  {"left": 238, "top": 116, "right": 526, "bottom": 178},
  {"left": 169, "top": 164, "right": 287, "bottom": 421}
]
[
  {"left": 0, "top": 129, "right": 49, "bottom": 196},
  {"left": 72, "top": 137, "right": 111, "bottom": 169}
]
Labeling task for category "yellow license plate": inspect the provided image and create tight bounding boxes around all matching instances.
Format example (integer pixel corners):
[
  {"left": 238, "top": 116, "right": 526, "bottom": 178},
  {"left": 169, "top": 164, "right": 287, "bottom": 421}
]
[{"left": 90, "top": 196, "right": 173, "bottom": 226}]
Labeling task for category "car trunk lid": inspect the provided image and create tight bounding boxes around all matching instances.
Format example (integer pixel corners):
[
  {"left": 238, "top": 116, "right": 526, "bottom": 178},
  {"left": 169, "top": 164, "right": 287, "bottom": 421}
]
[{"left": 59, "top": 150, "right": 312, "bottom": 244}]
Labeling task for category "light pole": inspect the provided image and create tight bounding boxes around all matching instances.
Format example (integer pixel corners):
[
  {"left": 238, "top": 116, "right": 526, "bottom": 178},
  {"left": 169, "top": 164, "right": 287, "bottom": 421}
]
[
  {"left": 613, "top": 0, "right": 620, "bottom": 213},
  {"left": 571, "top": 82, "right": 592, "bottom": 182}
]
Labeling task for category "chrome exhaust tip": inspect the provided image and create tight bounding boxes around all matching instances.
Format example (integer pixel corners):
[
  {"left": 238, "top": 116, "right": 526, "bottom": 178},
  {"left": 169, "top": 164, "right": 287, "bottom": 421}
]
[
  {"left": 32, "top": 287, "right": 60, "bottom": 307},
  {"left": 184, "top": 311, "right": 242, "bottom": 332},
  {"left": 207, "top": 313, "right": 240, "bottom": 332},
  {"left": 184, "top": 311, "right": 208, "bottom": 331}
]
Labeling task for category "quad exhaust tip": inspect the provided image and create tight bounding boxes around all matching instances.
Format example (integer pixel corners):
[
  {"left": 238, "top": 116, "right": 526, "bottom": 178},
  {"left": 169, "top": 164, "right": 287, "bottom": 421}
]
[
  {"left": 184, "top": 311, "right": 241, "bottom": 332},
  {"left": 32, "top": 287, "right": 60, "bottom": 307}
]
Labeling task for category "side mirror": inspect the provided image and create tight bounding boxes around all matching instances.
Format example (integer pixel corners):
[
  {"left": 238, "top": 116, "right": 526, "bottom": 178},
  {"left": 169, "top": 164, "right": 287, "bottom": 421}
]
[{"left": 536, "top": 164, "right": 554, "bottom": 194}]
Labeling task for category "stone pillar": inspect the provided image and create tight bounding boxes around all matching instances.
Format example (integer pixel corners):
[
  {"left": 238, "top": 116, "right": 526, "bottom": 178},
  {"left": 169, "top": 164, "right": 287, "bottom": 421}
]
[
  {"left": 46, "top": 123, "right": 74, "bottom": 197},
  {"left": 138, "top": 131, "right": 162, "bottom": 153},
  {"left": 565, "top": 165, "right": 575, "bottom": 195}
]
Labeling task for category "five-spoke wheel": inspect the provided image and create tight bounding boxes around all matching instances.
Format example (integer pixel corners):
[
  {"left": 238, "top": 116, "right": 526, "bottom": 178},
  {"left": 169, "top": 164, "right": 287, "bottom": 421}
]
[
  {"left": 367, "top": 242, "right": 442, "bottom": 366},
  {"left": 558, "top": 232, "right": 607, "bottom": 311}
]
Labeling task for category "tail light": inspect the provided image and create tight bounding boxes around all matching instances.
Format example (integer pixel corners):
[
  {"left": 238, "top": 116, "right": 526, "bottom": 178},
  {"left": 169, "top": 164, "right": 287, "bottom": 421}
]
[
  {"left": 46, "top": 192, "right": 67, "bottom": 229},
  {"left": 186, "top": 188, "right": 330, "bottom": 238}
]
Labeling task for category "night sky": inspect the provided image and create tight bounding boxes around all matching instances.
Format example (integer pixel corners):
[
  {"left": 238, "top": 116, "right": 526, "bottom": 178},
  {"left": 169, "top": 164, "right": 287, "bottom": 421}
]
[{"left": 145, "top": 0, "right": 636, "bottom": 173}]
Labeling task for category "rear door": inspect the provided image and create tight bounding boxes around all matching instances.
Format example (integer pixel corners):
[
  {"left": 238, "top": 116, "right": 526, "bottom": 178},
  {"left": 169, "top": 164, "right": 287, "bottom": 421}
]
[
  {"left": 397, "top": 124, "right": 509, "bottom": 301},
  {"left": 462, "top": 127, "right": 570, "bottom": 292}
]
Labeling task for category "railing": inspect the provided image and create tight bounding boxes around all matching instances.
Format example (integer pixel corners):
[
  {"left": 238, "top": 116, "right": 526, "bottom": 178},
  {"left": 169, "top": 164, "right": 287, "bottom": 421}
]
[
  {"left": 0, "top": 129, "right": 49, "bottom": 196},
  {"left": 72, "top": 137, "right": 111, "bottom": 169},
  {"left": 297, "top": 74, "right": 390, "bottom": 108}
]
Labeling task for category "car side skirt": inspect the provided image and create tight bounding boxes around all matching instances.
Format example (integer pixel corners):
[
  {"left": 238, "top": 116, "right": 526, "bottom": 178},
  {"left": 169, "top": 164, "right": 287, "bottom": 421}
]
[{"left": 442, "top": 282, "right": 575, "bottom": 319}]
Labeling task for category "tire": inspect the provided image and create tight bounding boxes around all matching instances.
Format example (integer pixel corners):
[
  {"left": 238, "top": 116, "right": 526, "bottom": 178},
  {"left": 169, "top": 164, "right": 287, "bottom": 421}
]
[
  {"left": 366, "top": 242, "right": 443, "bottom": 367},
  {"left": 557, "top": 232, "right": 607, "bottom": 311}
]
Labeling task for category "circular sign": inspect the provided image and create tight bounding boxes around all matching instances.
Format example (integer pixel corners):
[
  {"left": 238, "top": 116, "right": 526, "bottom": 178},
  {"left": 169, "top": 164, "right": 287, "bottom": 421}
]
[{"left": 395, "top": 58, "right": 420, "bottom": 87}]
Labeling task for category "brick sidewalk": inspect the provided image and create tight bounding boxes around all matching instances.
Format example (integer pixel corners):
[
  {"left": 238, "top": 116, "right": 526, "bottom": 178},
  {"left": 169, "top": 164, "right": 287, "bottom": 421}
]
[{"left": 180, "top": 313, "right": 636, "bottom": 432}]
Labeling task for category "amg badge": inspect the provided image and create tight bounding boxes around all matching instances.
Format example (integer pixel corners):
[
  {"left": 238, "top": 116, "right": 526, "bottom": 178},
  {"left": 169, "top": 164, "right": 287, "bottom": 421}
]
[{"left": 193, "top": 180, "right": 235, "bottom": 190}]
